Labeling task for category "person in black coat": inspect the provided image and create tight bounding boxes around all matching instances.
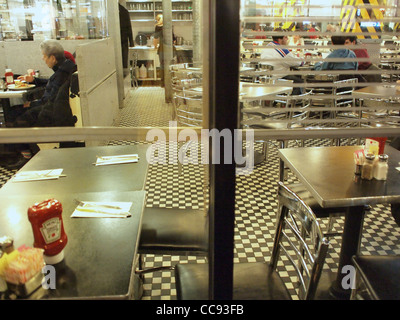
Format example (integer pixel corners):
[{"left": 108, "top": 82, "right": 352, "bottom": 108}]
[
  {"left": 4, "top": 40, "right": 77, "bottom": 169},
  {"left": 119, "top": 3, "right": 134, "bottom": 74}
]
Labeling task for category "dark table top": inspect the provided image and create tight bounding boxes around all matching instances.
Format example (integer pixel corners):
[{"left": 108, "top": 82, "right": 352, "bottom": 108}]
[
  {"left": 0, "top": 145, "right": 149, "bottom": 195},
  {"left": 0, "top": 190, "right": 146, "bottom": 299},
  {"left": 0, "top": 145, "right": 149, "bottom": 299},
  {"left": 279, "top": 145, "right": 400, "bottom": 208}
]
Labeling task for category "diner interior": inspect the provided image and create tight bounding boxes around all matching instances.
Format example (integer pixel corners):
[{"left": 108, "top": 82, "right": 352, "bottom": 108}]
[{"left": 0, "top": 0, "right": 400, "bottom": 302}]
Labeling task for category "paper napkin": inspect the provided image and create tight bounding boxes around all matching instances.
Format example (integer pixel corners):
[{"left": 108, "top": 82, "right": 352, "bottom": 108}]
[
  {"left": 71, "top": 201, "right": 132, "bottom": 218},
  {"left": 13, "top": 169, "right": 64, "bottom": 182},
  {"left": 95, "top": 154, "right": 139, "bottom": 166}
]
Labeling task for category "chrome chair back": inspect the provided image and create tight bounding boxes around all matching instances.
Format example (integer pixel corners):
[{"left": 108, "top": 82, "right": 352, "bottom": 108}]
[
  {"left": 174, "top": 181, "right": 329, "bottom": 300},
  {"left": 128, "top": 49, "right": 138, "bottom": 88},
  {"left": 170, "top": 64, "right": 203, "bottom": 127},
  {"left": 275, "top": 182, "right": 330, "bottom": 300},
  {"left": 332, "top": 78, "right": 359, "bottom": 120}
]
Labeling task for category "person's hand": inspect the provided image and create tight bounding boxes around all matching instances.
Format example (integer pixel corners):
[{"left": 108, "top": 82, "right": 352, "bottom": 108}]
[
  {"left": 23, "top": 101, "right": 31, "bottom": 108},
  {"left": 17, "top": 75, "right": 34, "bottom": 83}
]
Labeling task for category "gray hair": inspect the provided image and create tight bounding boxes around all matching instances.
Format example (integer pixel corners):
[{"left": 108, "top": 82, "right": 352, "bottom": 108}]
[{"left": 40, "top": 40, "right": 65, "bottom": 62}]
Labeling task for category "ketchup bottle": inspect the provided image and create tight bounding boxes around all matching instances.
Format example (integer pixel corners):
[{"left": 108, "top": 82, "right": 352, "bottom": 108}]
[
  {"left": 28, "top": 199, "right": 68, "bottom": 264},
  {"left": 5, "top": 69, "right": 14, "bottom": 86}
]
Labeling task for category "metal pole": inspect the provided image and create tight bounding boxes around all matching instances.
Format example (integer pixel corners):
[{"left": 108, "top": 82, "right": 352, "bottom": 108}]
[
  {"left": 192, "top": 0, "right": 202, "bottom": 64},
  {"left": 208, "top": 0, "right": 240, "bottom": 300},
  {"left": 162, "top": 0, "right": 173, "bottom": 103}
]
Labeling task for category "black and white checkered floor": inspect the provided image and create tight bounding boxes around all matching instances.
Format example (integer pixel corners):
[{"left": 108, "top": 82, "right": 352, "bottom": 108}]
[
  {"left": 2, "top": 86, "right": 400, "bottom": 300},
  {"left": 118, "top": 87, "right": 400, "bottom": 299}
]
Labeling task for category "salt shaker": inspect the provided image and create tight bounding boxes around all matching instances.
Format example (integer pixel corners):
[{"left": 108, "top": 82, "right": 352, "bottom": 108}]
[
  {"left": 361, "top": 153, "right": 375, "bottom": 180},
  {"left": 373, "top": 154, "right": 389, "bottom": 180}
]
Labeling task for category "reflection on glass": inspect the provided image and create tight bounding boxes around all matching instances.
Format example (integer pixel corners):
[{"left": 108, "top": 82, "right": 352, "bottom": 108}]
[{"left": 0, "top": 0, "right": 108, "bottom": 41}]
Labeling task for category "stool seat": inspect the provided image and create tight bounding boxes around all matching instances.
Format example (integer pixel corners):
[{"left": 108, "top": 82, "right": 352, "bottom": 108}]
[
  {"left": 175, "top": 262, "right": 291, "bottom": 300},
  {"left": 352, "top": 255, "right": 400, "bottom": 300},
  {"left": 139, "top": 208, "right": 208, "bottom": 254}
]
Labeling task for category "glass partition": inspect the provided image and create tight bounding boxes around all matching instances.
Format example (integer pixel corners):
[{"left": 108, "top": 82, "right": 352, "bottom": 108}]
[{"left": 0, "top": 0, "right": 108, "bottom": 41}]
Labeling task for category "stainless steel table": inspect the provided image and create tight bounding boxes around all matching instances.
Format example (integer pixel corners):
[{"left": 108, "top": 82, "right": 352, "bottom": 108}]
[
  {"left": 238, "top": 83, "right": 293, "bottom": 167},
  {"left": 239, "top": 82, "right": 292, "bottom": 101},
  {"left": 0, "top": 145, "right": 149, "bottom": 195},
  {"left": 353, "top": 85, "right": 400, "bottom": 100},
  {"left": 279, "top": 145, "right": 400, "bottom": 299}
]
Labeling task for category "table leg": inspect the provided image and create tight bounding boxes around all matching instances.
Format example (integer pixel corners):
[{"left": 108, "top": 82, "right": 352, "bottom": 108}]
[
  {"left": 0, "top": 98, "right": 11, "bottom": 126},
  {"left": 329, "top": 205, "right": 366, "bottom": 299}
]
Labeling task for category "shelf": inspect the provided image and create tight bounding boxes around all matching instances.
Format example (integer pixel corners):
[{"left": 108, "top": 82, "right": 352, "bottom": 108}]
[{"left": 128, "top": 0, "right": 193, "bottom": 23}]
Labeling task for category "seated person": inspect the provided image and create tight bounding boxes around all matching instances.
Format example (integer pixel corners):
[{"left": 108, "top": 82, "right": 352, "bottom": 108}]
[
  {"left": 3, "top": 40, "right": 77, "bottom": 169},
  {"left": 260, "top": 28, "right": 304, "bottom": 94},
  {"left": 344, "top": 35, "right": 381, "bottom": 83},
  {"left": 314, "top": 35, "right": 358, "bottom": 71},
  {"left": 314, "top": 35, "right": 365, "bottom": 82}
]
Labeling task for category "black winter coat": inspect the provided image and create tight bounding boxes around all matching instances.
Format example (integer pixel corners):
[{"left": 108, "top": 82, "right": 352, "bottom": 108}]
[{"left": 31, "top": 58, "right": 77, "bottom": 108}]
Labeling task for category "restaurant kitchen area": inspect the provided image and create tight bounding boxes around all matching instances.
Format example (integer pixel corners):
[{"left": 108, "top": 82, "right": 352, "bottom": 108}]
[{"left": 0, "top": 0, "right": 400, "bottom": 304}]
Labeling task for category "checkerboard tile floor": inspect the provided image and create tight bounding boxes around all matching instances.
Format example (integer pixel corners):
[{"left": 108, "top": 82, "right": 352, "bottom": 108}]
[
  {"left": 1, "top": 86, "right": 399, "bottom": 300},
  {"left": 119, "top": 87, "right": 400, "bottom": 300}
]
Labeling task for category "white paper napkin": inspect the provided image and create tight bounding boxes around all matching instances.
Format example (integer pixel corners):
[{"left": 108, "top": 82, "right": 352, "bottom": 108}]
[
  {"left": 13, "top": 169, "right": 64, "bottom": 182},
  {"left": 71, "top": 201, "right": 132, "bottom": 218},
  {"left": 95, "top": 154, "right": 139, "bottom": 166}
]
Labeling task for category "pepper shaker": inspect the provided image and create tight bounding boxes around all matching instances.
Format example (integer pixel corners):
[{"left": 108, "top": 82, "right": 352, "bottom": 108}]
[{"left": 361, "top": 153, "right": 375, "bottom": 180}]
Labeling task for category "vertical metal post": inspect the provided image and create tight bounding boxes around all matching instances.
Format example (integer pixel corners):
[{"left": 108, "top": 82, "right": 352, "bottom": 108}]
[
  {"left": 207, "top": 0, "right": 240, "bottom": 300},
  {"left": 192, "top": 0, "right": 202, "bottom": 64},
  {"left": 107, "top": 0, "right": 124, "bottom": 107},
  {"left": 162, "top": 0, "right": 173, "bottom": 103}
]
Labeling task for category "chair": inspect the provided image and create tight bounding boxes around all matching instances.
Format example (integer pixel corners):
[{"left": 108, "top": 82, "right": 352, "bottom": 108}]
[
  {"left": 351, "top": 255, "right": 400, "bottom": 300},
  {"left": 305, "top": 74, "right": 337, "bottom": 120},
  {"left": 59, "top": 72, "right": 85, "bottom": 148},
  {"left": 170, "top": 64, "right": 203, "bottom": 127},
  {"left": 136, "top": 141, "right": 208, "bottom": 276},
  {"left": 174, "top": 182, "right": 330, "bottom": 300},
  {"left": 136, "top": 207, "right": 209, "bottom": 274},
  {"left": 173, "top": 91, "right": 203, "bottom": 127},
  {"left": 128, "top": 49, "right": 138, "bottom": 88},
  {"left": 332, "top": 78, "right": 359, "bottom": 120},
  {"left": 282, "top": 182, "right": 362, "bottom": 239},
  {"left": 242, "top": 90, "right": 312, "bottom": 160}
]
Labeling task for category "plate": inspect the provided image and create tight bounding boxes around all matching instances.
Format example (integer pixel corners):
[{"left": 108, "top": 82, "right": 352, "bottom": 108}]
[{"left": 8, "top": 84, "right": 36, "bottom": 91}]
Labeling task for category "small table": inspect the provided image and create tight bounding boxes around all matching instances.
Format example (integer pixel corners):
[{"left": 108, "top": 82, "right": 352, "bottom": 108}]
[
  {"left": 239, "top": 83, "right": 292, "bottom": 101},
  {"left": 353, "top": 85, "right": 400, "bottom": 100},
  {"left": 0, "top": 144, "right": 150, "bottom": 299},
  {"left": 238, "top": 83, "right": 292, "bottom": 167},
  {"left": 0, "top": 89, "right": 28, "bottom": 124},
  {"left": 279, "top": 145, "right": 400, "bottom": 299},
  {"left": 0, "top": 145, "right": 149, "bottom": 195}
]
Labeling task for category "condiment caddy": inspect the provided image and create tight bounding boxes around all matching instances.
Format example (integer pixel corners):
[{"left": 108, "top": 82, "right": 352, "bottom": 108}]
[
  {"left": 0, "top": 198, "right": 68, "bottom": 298},
  {"left": 354, "top": 149, "right": 389, "bottom": 181}
]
